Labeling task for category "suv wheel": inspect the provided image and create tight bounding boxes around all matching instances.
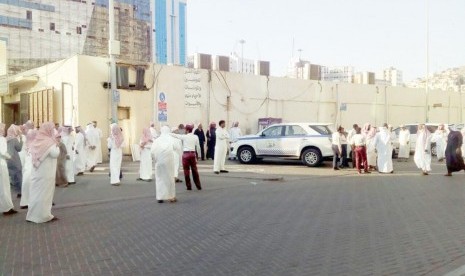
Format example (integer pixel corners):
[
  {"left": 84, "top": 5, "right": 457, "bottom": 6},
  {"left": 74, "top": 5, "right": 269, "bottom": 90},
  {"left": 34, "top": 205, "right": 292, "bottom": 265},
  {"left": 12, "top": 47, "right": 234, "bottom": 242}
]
[
  {"left": 238, "top": 147, "right": 256, "bottom": 164},
  {"left": 302, "top": 148, "right": 321, "bottom": 167},
  {"left": 431, "top": 144, "right": 437, "bottom": 156}
]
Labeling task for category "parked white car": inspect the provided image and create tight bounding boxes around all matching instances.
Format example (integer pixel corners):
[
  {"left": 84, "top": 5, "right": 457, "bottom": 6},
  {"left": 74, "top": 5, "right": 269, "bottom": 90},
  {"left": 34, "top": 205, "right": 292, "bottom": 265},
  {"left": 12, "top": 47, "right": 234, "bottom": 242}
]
[{"left": 230, "top": 123, "right": 333, "bottom": 167}]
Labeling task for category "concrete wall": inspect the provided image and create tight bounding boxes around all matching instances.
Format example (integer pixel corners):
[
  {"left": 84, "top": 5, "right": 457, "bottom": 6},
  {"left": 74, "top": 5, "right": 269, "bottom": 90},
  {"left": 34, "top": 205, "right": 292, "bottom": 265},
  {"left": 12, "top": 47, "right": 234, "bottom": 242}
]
[{"left": 2, "top": 55, "right": 462, "bottom": 160}]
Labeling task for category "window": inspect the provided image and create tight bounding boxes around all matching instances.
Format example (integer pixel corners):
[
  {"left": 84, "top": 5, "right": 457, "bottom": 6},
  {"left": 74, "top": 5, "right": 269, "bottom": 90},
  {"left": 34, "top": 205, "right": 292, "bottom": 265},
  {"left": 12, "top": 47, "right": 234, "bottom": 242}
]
[
  {"left": 26, "top": 10, "right": 32, "bottom": 20},
  {"left": 50, "top": 22, "right": 55, "bottom": 31},
  {"left": 310, "top": 125, "right": 332, "bottom": 135},
  {"left": 117, "top": 106, "right": 130, "bottom": 120},
  {"left": 262, "top": 126, "right": 283, "bottom": 137},
  {"left": 76, "top": 26, "right": 82, "bottom": 34},
  {"left": 408, "top": 125, "right": 418, "bottom": 135},
  {"left": 116, "top": 66, "right": 129, "bottom": 89},
  {"left": 285, "top": 125, "right": 307, "bottom": 136},
  {"left": 426, "top": 125, "right": 438, "bottom": 133}
]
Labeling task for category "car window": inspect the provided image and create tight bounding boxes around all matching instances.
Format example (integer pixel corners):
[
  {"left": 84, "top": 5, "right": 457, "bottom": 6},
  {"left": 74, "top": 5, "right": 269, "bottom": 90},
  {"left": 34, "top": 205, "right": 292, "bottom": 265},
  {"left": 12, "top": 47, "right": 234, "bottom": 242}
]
[
  {"left": 408, "top": 125, "right": 418, "bottom": 134},
  {"left": 285, "top": 125, "right": 307, "bottom": 136},
  {"left": 309, "top": 125, "right": 332, "bottom": 135},
  {"left": 427, "top": 125, "right": 438, "bottom": 133},
  {"left": 262, "top": 126, "right": 283, "bottom": 137}
]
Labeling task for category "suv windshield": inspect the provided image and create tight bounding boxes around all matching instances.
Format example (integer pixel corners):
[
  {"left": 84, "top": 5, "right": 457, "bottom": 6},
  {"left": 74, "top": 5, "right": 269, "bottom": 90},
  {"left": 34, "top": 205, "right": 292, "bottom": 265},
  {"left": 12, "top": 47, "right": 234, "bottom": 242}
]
[{"left": 309, "top": 125, "right": 332, "bottom": 135}]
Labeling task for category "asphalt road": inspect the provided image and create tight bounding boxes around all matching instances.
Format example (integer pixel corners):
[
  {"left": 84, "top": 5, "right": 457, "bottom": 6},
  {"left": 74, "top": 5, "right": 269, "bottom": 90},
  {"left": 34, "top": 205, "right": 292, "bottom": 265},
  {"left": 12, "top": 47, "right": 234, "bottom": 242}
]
[{"left": 2, "top": 158, "right": 465, "bottom": 275}]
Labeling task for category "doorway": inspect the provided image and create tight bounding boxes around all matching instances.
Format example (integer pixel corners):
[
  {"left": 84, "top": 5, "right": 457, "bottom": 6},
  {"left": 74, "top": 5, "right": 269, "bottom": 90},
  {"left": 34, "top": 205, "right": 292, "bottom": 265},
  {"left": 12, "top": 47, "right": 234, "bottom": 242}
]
[{"left": 3, "top": 102, "right": 20, "bottom": 127}]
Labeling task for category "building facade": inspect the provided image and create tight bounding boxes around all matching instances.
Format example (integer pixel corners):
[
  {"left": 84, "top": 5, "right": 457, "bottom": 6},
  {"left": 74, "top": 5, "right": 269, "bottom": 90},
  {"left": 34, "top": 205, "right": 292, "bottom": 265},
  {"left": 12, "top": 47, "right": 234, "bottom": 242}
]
[
  {"left": 378, "top": 67, "right": 403, "bottom": 87},
  {"left": 153, "top": 0, "right": 186, "bottom": 66},
  {"left": 321, "top": 66, "right": 354, "bottom": 83},
  {"left": 0, "top": 0, "right": 152, "bottom": 76},
  {"left": 287, "top": 58, "right": 322, "bottom": 80},
  {"left": 189, "top": 52, "right": 270, "bottom": 76},
  {"left": 354, "top": 71, "right": 375, "bottom": 85}
]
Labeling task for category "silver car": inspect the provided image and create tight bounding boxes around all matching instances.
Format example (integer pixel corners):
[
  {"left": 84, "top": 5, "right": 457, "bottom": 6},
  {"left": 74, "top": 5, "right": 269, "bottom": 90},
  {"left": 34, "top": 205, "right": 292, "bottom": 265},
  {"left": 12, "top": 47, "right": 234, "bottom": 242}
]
[{"left": 230, "top": 123, "right": 334, "bottom": 167}]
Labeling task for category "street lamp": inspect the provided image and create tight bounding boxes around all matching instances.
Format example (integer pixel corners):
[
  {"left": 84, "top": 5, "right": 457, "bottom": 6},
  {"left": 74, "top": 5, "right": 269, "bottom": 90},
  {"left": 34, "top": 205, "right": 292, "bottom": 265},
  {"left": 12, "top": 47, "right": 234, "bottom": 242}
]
[
  {"left": 239, "top": 39, "right": 245, "bottom": 73},
  {"left": 425, "top": 0, "right": 430, "bottom": 123},
  {"left": 109, "top": 0, "right": 119, "bottom": 123}
]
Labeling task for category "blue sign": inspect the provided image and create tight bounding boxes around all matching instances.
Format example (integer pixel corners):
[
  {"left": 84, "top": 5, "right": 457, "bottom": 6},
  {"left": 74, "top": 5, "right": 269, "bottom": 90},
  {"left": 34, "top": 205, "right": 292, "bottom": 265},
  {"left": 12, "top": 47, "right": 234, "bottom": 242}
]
[
  {"left": 159, "top": 92, "right": 166, "bottom": 102},
  {"left": 158, "top": 110, "right": 167, "bottom": 122},
  {"left": 112, "top": 89, "right": 120, "bottom": 103},
  {"left": 340, "top": 103, "right": 347, "bottom": 111}
]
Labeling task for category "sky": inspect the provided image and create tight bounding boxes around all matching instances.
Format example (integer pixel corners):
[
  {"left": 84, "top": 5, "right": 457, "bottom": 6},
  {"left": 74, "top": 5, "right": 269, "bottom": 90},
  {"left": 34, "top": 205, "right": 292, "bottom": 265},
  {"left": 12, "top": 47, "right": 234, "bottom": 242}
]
[{"left": 187, "top": 0, "right": 465, "bottom": 82}]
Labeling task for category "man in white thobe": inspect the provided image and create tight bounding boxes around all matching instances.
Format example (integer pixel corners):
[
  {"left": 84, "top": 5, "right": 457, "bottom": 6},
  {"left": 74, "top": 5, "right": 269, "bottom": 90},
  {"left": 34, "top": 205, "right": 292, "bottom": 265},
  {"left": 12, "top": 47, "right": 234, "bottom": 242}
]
[
  {"left": 26, "top": 122, "right": 60, "bottom": 223},
  {"left": 0, "top": 123, "right": 16, "bottom": 216},
  {"left": 138, "top": 127, "right": 153, "bottom": 181},
  {"left": 374, "top": 124, "right": 394, "bottom": 173},
  {"left": 213, "top": 120, "right": 230, "bottom": 174},
  {"left": 151, "top": 126, "right": 176, "bottom": 203},
  {"left": 150, "top": 122, "right": 159, "bottom": 140},
  {"left": 92, "top": 121, "right": 103, "bottom": 164},
  {"left": 85, "top": 123, "right": 99, "bottom": 172},
  {"left": 74, "top": 126, "right": 86, "bottom": 176},
  {"left": 414, "top": 124, "right": 432, "bottom": 175},
  {"left": 432, "top": 124, "right": 447, "bottom": 162},
  {"left": 398, "top": 125, "right": 410, "bottom": 162},
  {"left": 347, "top": 124, "right": 359, "bottom": 168},
  {"left": 228, "top": 122, "right": 243, "bottom": 160},
  {"left": 172, "top": 125, "right": 185, "bottom": 182},
  {"left": 61, "top": 126, "right": 75, "bottom": 184}
]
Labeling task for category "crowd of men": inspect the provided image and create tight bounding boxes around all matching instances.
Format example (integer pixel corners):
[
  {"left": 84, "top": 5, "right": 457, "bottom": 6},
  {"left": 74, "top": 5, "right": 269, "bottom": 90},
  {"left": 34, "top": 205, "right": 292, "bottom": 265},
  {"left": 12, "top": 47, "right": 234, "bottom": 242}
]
[
  {"left": 0, "top": 120, "right": 125, "bottom": 223},
  {"left": 0, "top": 119, "right": 243, "bottom": 222},
  {"left": 331, "top": 123, "right": 465, "bottom": 176},
  {"left": 143, "top": 120, "right": 241, "bottom": 203}
]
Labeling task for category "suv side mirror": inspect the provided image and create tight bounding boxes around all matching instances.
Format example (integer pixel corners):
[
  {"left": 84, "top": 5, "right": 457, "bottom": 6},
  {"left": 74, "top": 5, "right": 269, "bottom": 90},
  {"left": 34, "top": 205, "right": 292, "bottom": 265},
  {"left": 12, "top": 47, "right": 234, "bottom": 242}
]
[{"left": 260, "top": 133, "right": 266, "bottom": 137}]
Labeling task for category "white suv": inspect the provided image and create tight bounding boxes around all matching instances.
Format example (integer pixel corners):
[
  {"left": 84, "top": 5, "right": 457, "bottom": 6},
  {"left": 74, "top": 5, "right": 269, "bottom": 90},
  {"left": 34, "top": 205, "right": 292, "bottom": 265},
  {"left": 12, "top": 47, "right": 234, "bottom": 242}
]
[{"left": 230, "top": 123, "right": 333, "bottom": 167}]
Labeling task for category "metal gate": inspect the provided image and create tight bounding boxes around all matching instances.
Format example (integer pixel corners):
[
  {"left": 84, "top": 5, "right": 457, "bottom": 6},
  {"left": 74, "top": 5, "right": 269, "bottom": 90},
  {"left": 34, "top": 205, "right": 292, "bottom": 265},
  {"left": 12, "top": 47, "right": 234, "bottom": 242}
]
[{"left": 20, "top": 88, "right": 54, "bottom": 127}]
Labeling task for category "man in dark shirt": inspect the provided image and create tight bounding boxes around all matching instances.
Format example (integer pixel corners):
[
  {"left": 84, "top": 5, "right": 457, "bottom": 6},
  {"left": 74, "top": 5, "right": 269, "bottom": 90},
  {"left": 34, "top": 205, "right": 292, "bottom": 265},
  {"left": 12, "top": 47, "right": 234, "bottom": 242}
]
[{"left": 194, "top": 123, "right": 206, "bottom": 160}]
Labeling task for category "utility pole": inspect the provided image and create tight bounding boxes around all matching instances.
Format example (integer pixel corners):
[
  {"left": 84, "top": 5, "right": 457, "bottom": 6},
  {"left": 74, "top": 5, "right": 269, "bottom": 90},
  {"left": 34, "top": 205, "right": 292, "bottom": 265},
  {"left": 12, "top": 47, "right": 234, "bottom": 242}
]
[
  {"left": 425, "top": 0, "right": 429, "bottom": 123},
  {"left": 109, "top": 0, "right": 119, "bottom": 123}
]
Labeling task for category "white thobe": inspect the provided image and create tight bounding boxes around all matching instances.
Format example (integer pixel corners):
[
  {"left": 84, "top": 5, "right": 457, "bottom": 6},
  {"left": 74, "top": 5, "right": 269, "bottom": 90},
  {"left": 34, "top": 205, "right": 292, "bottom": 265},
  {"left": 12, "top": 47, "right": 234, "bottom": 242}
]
[
  {"left": 151, "top": 136, "right": 175, "bottom": 200},
  {"left": 62, "top": 134, "right": 75, "bottom": 183},
  {"left": 173, "top": 139, "right": 182, "bottom": 178},
  {"left": 229, "top": 127, "right": 242, "bottom": 158},
  {"left": 432, "top": 130, "right": 447, "bottom": 160},
  {"left": 398, "top": 129, "right": 411, "bottom": 159},
  {"left": 85, "top": 127, "right": 99, "bottom": 169},
  {"left": 108, "top": 138, "right": 122, "bottom": 185},
  {"left": 213, "top": 127, "right": 230, "bottom": 172},
  {"left": 74, "top": 132, "right": 86, "bottom": 174},
  {"left": 19, "top": 134, "right": 26, "bottom": 168},
  {"left": 374, "top": 129, "right": 394, "bottom": 173},
  {"left": 96, "top": 127, "right": 103, "bottom": 163},
  {"left": 26, "top": 145, "right": 59, "bottom": 223},
  {"left": 150, "top": 127, "right": 159, "bottom": 140},
  {"left": 229, "top": 127, "right": 242, "bottom": 143},
  {"left": 0, "top": 137, "right": 13, "bottom": 213},
  {"left": 139, "top": 141, "right": 153, "bottom": 180},
  {"left": 414, "top": 132, "right": 432, "bottom": 172},
  {"left": 20, "top": 153, "right": 32, "bottom": 207},
  {"left": 366, "top": 136, "right": 377, "bottom": 167}
]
